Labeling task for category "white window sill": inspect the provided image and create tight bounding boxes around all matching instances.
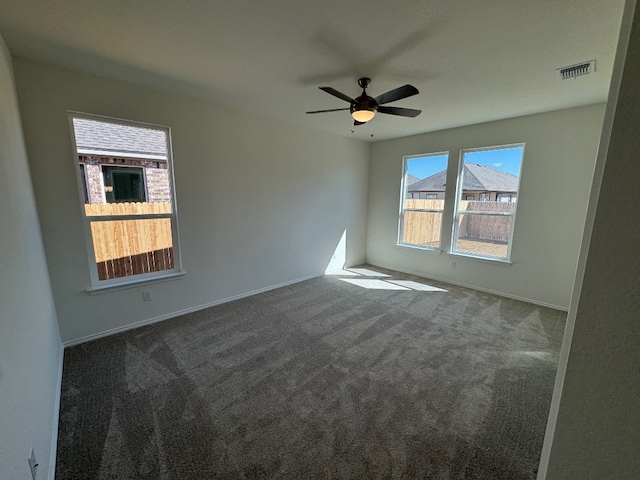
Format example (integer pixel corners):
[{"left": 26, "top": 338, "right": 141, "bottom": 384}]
[
  {"left": 87, "top": 271, "right": 186, "bottom": 295},
  {"left": 448, "top": 252, "right": 512, "bottom": 265}
]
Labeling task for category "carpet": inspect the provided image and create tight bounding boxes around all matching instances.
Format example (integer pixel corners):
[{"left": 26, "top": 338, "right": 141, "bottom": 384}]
[{"left": 56, "top": 266, "right": 565, "bottom": 479}]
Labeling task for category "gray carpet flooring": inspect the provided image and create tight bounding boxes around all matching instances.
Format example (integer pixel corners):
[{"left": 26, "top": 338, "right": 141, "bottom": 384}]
[{"left": 56, "top": 266, "right": 566, "bottom": 479}]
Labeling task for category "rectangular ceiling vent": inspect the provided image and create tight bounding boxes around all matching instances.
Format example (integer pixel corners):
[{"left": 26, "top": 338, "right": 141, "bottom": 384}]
[{"left": 557, "top": 60, "right": 595, "bottom": 80}]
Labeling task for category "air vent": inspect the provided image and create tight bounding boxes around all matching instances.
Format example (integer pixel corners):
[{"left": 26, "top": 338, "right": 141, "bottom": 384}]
[{"left": 557, "top": 60, "right": 595, "bottom": 80}]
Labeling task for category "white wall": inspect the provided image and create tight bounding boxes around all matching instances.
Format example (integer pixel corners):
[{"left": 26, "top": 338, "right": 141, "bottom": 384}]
[
  {"left": 0, "top": 37, "right": 63, "bottom": 480},
  {"left": 367, "top": 104, "right": 605, "bottom": 309},
  {"left": 541, "top": 0, "right": 640, "bottom": 477},
  {"left": 12, "top": 57, "right": 369, "bottom": 344}
]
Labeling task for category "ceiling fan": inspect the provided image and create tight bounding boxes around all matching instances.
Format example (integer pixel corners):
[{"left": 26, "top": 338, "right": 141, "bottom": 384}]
[{"left": 306, "top": 77, "right": 421, "bottom": 126}]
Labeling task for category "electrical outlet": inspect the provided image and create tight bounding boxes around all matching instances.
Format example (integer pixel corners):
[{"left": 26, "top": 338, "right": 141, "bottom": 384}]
[
  {"left": 28, "top": 447, "right": 38, "bottom": 480},
  {"left": 143, "top": 290, "right": 153, "bottom": 302},
  {"left": 449, "top": 261, "right": 456, "bottom": 270}
]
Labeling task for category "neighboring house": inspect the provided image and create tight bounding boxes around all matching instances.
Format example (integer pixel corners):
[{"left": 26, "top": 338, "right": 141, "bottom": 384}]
[
  {"left": 406, "top": 173, "right": 421, "bottom": 186},
  {"left": 74, "top": 118, "right": 170, "bottom": 204},
  {"left": 407, "top": 163, "right": 519, "bottom": 201}
]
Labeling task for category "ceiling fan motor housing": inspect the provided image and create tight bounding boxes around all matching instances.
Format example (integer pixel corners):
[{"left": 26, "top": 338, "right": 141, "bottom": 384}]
[
  {"left": 352, "top": 78, "right": 377, "bottom": 114},
  {"left": 351, "top": 95, "right": 378, "bottom": 114}
]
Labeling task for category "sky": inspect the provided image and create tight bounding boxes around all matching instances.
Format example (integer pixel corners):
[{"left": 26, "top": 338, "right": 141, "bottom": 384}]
[{"left": 406, "top": 146, "right": 524, "bottom": 179}]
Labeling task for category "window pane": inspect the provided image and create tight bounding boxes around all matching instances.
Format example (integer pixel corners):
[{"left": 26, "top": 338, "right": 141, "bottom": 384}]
[
  {"left": 90, "top": 219, "right": 174, "bottom": 280},
  {"left": 400, "top": 152, "right": 448, "bottom": 248},
  {"left": 454, "top": 145, "right": 523, "bottom": 259},
  {"left": 73, "top": 117, "right": 172, "bottom": 216},
  {"left": 455, "top": 213, "right": 512, "bottom": 258},
  {"left": 402, "top": 211, "right": 443, "bottom": 248}
]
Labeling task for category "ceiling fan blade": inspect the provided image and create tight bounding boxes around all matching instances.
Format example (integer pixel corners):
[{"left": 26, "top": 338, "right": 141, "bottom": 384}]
[
  {"left": 374, "top": 84, "right": 419, "bottom": 105},
  {"left": 353, "top": 119, "right": 366, "bottom": 126},
  {"left": 377, "top": 106, "right": 422, "bottom": 117},
  {"left": 306, "top": 108, "right": 351, "bottom": 114},
  {"left": 319, "top": 86, "right": 355, "bottom": 103}
]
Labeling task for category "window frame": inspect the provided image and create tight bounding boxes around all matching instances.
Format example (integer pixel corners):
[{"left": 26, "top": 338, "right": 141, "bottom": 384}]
[
  {"left": 397, "top": 152, "right": 449, "bottom": 251},
  {"left": 451, "top": 143, "right": 525, "bottom": 262},
  {"left": 69, "top": 112, "right": 183, "bottom": 292}
]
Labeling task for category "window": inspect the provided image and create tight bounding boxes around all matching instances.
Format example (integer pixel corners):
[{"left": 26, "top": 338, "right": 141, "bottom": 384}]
[
  {"left": 398, "top": 153, "right": 449, "bottom": 249},
  {"left": 102, "top": 166, "right": 146, "bottom": 203},
  {"left": 497, "top": 193, "right": 514, "bottom": 202},
  {"left": 397, "top": 143, "right": 524, "bottom": 262},
  {"left": 452, "top": 145, "right": 524, "bottom": 260},
  {"left": 70, "top": 113, "right": 181, "bottom": 288}
]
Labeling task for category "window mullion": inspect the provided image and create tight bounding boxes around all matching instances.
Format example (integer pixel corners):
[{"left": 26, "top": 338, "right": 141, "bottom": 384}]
[
  {"left": 86, "top": 213, "right": 172, "bottom": 222},
  {"left": 460, "top": 210, "right": 514, "bottom": 217},
  {"left": 403, "top": 208, "right": 444, "bottom": 214}
]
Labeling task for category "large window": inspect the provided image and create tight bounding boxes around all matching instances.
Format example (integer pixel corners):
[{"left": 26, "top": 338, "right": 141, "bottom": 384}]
[
  {"left": 398, "top": 144, "right": 524, "bottom": 262},
  {"left": 452, "top": 145, "right": 524, "bottom": 260},
  {"left": 398, "top": 153, "right": 449, "bottom": 249},
  {"left": 70, "top": 113, "right": 181, "bottom": 288}
]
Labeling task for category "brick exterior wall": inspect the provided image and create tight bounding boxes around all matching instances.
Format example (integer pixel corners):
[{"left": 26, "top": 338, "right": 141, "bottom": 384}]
[
  {"left": 85, "top": 164, "right": 105, "bottom": 204},
  {"left": 145, "top": 167, "right": 170, "bottom": 203}
]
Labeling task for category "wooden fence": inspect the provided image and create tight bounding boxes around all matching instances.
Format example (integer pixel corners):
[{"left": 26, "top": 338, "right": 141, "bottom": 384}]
[
  {"left": 85, "top": 202, "right": 174, "bottom": 280},
  {"left": 457, "top": 201, "right": 515, "bottom": 242},
  {"left": 402, "top": 199, "right": 443, "bottom": 246},
  {"left": 402, "top": 199, "right": 515, "bottom": 245},
  {"left": 96, "top": 247, "right": 174, "bottom": 281}
]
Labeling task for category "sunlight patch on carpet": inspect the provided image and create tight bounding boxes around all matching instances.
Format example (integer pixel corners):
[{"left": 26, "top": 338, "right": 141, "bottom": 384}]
[
  {"left": 345, "top": 267, "right": 391, "bottom": 277},
  {"left": 387, "top": 280, "right": 448, "bottom": 292},
  {"left": 340, "top": 278, "right": 410, "bottom": 290}
]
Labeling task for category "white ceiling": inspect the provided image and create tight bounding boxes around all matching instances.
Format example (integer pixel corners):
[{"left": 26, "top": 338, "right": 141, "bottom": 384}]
[{"left": 0, "top": 0, "right": 626, "bottom": 141}]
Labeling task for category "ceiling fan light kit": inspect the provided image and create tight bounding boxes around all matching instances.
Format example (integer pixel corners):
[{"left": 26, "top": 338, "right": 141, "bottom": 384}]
[
  {"left": 351, "top": 108, "right": 376, "bottom": 122},
  {"left": 307, "top": 77, "right": 421, "bottom": 126}
]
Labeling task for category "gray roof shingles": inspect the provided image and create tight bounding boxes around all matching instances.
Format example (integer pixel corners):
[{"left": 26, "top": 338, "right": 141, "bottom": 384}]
[
  {"left": 408, "top": 164, "right": 518, "bottom": 193},
  {"left": 73, "top": 118, "right": 167, "bottom": 158},
  {"left": 408, "top": 170, "right": 447, "bottom": 192},
  {"left": 406, "top": 174, "right": 421, "bottom": 186}
]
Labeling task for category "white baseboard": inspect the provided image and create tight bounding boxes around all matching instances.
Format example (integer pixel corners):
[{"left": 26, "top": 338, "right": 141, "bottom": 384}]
[
  {"left": 49, "top": 343, "right": 64, "bottom": 479},
  {"left": 63, "top": 273, "right": 323, "bottom": 347},
  {"left": 367, "top": 262, "right": 568, "bottom": 312}
]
